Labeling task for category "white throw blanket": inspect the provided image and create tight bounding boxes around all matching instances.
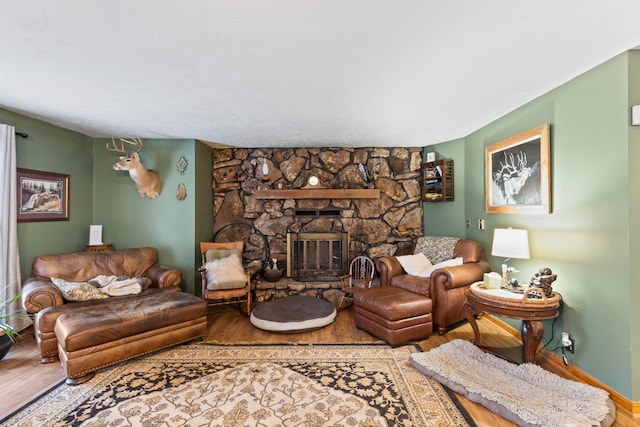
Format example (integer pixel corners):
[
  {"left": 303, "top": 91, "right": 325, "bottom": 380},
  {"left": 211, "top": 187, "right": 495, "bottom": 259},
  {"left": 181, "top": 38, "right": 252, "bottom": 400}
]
[{"left": 89, "top": 275, "right": 141, "bottom": 296}]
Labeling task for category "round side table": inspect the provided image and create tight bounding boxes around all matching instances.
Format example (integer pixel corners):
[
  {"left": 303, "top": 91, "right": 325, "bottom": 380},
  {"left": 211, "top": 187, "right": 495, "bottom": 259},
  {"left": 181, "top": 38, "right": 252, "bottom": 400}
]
[{"left": 463, "top": 282, "right": 560, "bottom": 364}]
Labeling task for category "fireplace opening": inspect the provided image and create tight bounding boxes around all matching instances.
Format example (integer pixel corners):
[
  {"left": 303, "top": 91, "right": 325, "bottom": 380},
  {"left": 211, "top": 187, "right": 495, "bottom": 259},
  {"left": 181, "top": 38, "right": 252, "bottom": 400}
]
[{"left": 286, "top": 232, "right": 349, "bottom": 281}]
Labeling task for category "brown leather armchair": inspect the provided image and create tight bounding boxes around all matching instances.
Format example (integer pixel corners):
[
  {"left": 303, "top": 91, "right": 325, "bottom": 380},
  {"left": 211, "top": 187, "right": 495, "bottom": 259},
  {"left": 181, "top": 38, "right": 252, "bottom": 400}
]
[{"left": 376, "top": 238, "right": 490, "bottom": 335}]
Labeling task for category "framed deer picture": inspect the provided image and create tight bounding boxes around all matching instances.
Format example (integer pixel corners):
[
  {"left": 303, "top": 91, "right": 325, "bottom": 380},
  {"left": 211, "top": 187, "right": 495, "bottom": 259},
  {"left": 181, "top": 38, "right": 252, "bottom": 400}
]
[
  {"left": 485, "top": 123, "right": 551, "bottom": 214},
  {"left": 17, "top": 168, "right": 70, "bottom": 222}
]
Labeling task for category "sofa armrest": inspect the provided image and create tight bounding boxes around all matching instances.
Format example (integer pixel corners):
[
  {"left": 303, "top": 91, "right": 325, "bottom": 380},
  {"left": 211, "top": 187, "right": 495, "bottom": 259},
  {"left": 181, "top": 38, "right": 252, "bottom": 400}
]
[
  {"left": 375, "top": 256, "right": 407, "bottom": 286},
  {"left": 145, "top": 264, "right": 183, "bottom": 288},
  {"left": 21, "top": 278, "right": 64, "bottom": 314}
]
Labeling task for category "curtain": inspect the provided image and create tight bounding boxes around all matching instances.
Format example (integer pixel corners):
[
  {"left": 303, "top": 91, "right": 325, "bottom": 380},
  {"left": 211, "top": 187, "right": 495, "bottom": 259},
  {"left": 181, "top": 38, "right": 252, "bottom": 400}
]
[{"left": 0, "top": 124, "right": 29, "bottom": 332}]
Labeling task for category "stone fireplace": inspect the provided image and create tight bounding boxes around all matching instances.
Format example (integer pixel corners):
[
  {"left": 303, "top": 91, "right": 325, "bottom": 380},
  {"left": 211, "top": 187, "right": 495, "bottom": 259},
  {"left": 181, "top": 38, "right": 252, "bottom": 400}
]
[{"left": 211, "top": 147, "right": 424, "bottom": 301}]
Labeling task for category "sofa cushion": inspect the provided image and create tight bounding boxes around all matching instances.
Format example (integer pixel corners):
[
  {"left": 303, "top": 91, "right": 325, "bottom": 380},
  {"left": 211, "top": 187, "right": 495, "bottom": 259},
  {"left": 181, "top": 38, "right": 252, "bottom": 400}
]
[
  {"left": 51, "top": 278, "right": 109, "bottom": 301},
  {"left": 396, "top": 253, "right": 432, "bottom": 277},
  {"left": 414, "top": 236, "right": 460, "bottom": 264},
  {"left": 204, "top": 254, "right": 247, "bottom": 290}
]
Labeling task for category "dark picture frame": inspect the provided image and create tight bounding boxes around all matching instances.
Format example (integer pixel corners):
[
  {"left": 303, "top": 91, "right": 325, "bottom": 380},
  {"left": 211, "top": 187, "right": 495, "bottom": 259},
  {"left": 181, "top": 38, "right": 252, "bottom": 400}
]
[
  {"left": 17, "top": 168, "right": 70, "bottom": 222},
  {"left": 485, "top": 124, "right": 550, "bottom": 214}
]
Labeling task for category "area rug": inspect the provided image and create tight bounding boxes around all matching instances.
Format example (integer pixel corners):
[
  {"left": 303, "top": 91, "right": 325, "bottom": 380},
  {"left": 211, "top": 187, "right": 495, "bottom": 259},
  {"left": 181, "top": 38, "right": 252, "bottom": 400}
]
[
  {"left": 2, "top": 343, "right": 475, "bottom": 427},
  {"left": 409, "top": 339, "right": 616, "bottom": 427}
]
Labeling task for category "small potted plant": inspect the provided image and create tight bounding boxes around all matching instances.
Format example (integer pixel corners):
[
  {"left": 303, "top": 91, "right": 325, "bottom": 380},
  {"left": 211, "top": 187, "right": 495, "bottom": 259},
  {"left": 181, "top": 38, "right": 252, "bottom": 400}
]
[{"left": 0, "top": 290, "right": 30, "bottom": 359}]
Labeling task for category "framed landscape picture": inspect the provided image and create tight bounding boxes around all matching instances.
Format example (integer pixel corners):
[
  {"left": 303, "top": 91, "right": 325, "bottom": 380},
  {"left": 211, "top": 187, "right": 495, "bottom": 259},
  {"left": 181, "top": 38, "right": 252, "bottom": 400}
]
[
  {"left": 485, "top": 124, "right": 551, "bottom": 214},
  {"left": 17, "top": 168, "right": 69, "bottom": 222}
]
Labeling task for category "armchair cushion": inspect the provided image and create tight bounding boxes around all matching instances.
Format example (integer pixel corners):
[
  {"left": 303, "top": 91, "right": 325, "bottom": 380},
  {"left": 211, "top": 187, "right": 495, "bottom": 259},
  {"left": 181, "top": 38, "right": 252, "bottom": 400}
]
[
  {"left": 203, "top": 254, "right": 247, "bottom": 290},
  {"left": 205, "top": 248, "right": 241, "bottom": 262},
  {"left": 396, "top": 253, "right": 432, "bottom": 277},
  {"left": 422, "top": 257, "right": 463, "bottom": 277}
]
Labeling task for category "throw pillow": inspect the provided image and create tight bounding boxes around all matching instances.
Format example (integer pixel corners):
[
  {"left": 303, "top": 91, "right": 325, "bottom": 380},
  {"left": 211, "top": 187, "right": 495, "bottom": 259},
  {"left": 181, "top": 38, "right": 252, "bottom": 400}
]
[
  {"left": 51, "top": 277, "right": 109, "bottom": 301},
  {"left": 414, "top": 236, "right": 461, "bottom": 264},
  {"left": 204, "top": 254, "right": 247, "bottom": 290},
  {"left": 397, "top": 253, "right": 433, "bottom": 277},
  {"left": 205, "top": 248, "right": 241, "bottom": 263},
  {"left": 420, "top": 257, "right": 464, "bottom": 278}
]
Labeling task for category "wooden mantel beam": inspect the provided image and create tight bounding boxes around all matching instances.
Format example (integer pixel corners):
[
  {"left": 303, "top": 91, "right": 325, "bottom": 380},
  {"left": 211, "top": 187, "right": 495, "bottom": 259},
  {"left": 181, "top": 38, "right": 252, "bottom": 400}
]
[{"left": 254, "top": 189, "right": 380, "bottom": 199}]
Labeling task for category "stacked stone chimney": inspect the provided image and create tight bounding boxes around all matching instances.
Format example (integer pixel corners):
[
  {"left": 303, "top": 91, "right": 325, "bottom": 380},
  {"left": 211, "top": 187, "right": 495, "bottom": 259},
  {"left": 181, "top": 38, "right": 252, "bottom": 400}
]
[{"left": 211, "top": 147, "right": 424, "bottom": 300}]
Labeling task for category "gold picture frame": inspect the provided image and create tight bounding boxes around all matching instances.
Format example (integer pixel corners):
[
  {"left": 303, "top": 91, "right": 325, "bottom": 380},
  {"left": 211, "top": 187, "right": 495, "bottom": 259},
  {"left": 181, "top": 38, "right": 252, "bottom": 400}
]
[
  {"left": 485, "top": 123, "right": 550, "bottom": 214},
  {"left": 17, "top": 168, "right": 70, "bottom": 222}
]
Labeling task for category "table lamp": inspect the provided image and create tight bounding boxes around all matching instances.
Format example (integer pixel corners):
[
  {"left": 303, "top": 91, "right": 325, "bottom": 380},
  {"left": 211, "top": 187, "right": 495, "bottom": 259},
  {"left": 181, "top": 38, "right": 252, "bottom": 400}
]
[{"left": 491, "top": 228, "right": 530, "bottom": 287}]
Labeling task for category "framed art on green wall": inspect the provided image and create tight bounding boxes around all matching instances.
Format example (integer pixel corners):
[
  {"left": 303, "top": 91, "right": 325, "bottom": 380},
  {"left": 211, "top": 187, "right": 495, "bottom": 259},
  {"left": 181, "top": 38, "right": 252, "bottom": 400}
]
[
  {"left": 485, "top": 123, "right": 551, "bottom": 214},
  {"left": 17, "top": 168, "right": 70, "bottom": 222}
]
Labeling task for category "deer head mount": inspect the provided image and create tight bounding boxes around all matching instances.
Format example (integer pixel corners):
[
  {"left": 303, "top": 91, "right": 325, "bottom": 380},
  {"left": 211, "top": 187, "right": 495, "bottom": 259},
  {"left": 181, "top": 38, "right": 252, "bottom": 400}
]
[{"left": 107, "top": 138, "right": 162, "bottom": 199}]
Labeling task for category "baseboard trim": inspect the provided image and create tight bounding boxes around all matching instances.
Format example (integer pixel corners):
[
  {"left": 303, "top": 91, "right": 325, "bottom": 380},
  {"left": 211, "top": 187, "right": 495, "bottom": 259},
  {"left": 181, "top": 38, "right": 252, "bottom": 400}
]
[{"left": 484, "top": 314, "right": 639, "bottom": 417}]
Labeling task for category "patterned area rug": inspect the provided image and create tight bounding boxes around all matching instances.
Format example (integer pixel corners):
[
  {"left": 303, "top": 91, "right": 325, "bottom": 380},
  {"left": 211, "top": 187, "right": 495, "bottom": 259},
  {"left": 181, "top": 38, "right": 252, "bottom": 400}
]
[{"left": 2, "top": 343, "right": 475, "bottom": 427}]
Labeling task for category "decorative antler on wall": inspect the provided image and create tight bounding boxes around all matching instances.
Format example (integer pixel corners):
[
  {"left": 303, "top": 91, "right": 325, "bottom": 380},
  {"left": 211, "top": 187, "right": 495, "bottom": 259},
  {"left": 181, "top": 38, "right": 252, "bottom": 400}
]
[{"left": 107, "top": 138, "right": 162, "bottom": 199}]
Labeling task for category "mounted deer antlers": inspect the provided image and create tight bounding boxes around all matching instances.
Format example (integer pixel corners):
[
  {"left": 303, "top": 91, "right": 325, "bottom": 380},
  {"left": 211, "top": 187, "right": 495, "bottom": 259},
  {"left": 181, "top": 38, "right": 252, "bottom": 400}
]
[
  {"left": 106, "top": 137, "right": 144, "bottom": 154},
  {"left": 107, "top": 138, "right": 162, "bottom": 199}
]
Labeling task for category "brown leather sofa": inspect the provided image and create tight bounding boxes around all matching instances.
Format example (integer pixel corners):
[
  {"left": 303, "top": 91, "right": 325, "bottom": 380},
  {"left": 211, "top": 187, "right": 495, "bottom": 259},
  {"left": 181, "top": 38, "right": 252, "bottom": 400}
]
[
  {"left": 22, "top": 247, "right": 187, "bottom": 363},
  {"left": 376, "top": 238, "right": 490, "bottom": 335}
]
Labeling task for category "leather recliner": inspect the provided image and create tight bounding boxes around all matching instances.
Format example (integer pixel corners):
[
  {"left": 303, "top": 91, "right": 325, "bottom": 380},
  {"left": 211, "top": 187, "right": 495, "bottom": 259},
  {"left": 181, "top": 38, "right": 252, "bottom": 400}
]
[{"left": 376, "top": 239, "right": 490, "bottom": 335}]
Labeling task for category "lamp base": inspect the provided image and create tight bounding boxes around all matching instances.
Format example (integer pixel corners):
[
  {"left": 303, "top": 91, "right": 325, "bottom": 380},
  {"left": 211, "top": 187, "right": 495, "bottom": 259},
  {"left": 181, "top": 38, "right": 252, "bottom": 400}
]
[
  {"left": 501, "top": 264, "right": 508, "bottom": 287},
  {"left": 501, "top": 263, "right": 520, "bottom": 288}
]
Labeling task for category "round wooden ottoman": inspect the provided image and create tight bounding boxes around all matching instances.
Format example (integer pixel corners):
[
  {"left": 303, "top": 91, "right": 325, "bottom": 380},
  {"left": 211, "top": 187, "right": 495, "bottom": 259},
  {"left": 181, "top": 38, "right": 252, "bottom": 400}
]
[{"left": 250, "top": 295, "right": 337, "bottom": 332}]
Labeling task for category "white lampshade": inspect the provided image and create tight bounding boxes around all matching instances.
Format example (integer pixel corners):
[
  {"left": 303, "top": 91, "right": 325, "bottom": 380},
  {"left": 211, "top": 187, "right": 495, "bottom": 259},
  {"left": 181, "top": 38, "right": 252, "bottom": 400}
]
[{"left": 491, "top": 228, "right": 530, "bottom": 259}]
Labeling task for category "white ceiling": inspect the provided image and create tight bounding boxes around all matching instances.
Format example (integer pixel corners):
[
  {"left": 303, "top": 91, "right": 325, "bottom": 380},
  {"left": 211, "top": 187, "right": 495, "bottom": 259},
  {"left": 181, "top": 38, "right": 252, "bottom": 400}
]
[{"left": 2, "top": 1, "right": 640, "bottom": 148}]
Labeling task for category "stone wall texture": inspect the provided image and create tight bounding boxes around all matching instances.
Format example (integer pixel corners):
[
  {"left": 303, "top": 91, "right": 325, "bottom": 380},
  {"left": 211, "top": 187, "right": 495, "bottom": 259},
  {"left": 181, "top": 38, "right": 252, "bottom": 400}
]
[{"left": 211, "top": 147, "right": 424, "bottom": 301}]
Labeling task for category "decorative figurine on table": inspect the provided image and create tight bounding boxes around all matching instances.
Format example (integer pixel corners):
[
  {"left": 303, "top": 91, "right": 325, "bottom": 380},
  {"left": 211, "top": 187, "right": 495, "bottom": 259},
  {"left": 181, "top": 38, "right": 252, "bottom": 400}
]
[{"left": 528, "top": 267, "right": 557, "bottom": 297}]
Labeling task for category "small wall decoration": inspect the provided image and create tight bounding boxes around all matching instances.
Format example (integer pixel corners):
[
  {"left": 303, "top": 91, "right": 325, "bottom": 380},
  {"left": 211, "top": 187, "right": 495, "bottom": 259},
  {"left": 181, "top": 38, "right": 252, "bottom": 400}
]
[
  {"left": 17, "top": 168, "right": 70, "bottom": 222},
  {"left": 176, "top": 156, "right": 188, "bottom": 175},
  {"left": 176, "top": 183, "right": 187, "bottom": 201},
  {"left": 485, "top": 123, "right": 551, "bottom": 214}
]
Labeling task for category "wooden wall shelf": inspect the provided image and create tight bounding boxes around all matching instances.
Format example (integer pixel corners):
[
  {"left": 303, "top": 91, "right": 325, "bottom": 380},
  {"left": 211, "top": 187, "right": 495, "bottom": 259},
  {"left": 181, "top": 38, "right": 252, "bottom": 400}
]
[{"left": 255, "top": 189, "right": 380, "bottom": 199}]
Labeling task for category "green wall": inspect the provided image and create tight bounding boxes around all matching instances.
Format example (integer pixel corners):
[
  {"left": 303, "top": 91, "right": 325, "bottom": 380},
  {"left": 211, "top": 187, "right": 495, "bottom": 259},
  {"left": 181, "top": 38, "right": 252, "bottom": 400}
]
[
  {"left": 2, "top": 106, "right": 213, "bottom": 296},
  {"left": 193, "top": 141, "right": 214, "bottom": 294},
  {"left": 423, "top": 138, "right": 467, "bottom": 237},
  {"left": 426, "top": 52, "right": 638, "bottom": 400},
  {"left": 1, "top": 108, "right": 95, "bottom": 279},
  {"left": 628, "top": 52, "right": 640, "bottom": 401},
  {"left": 92, "top": 138, "right": 212, "bottom": 295}
]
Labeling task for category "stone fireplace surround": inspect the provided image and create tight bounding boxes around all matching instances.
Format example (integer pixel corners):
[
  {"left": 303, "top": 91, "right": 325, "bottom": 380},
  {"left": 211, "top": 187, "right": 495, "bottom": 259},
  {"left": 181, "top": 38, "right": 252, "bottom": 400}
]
[{"left": 211, "top": 147, "right": 424, "bottom": 302}]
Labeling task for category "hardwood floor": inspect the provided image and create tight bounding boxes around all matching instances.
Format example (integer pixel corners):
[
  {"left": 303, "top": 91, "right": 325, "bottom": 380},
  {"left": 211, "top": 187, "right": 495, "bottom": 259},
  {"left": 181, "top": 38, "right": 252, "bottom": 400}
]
[{"left": 1, "top": 306, "right": 638, "bottom": 426}]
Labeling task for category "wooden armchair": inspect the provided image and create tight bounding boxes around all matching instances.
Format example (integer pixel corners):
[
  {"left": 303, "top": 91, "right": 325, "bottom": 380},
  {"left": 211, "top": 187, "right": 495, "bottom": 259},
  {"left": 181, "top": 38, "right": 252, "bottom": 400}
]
[{"left": 200, "top": 241, "right": 251, "bottom": 315}]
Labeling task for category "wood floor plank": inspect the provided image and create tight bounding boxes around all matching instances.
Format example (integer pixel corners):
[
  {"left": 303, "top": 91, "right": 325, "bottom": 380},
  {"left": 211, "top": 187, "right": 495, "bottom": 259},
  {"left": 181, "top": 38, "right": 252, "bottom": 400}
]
[{"left": 1, "top": 305, "right": 636, "bottom": 426}]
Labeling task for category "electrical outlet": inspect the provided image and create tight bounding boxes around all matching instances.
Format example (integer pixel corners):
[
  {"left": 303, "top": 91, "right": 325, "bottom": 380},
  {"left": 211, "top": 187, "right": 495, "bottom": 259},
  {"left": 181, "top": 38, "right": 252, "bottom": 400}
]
[
  {"left": 466, "top": 219, "right": 471, "bottom": 228},
  {"left": 561, "top": 332, "right": 574, "bottom": 353}
]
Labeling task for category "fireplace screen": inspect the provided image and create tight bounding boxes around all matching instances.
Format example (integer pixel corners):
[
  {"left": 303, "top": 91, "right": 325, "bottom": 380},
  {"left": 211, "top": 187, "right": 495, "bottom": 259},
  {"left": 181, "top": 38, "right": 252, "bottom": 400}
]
[{"left": 287, "top": 232, "right": 349, "bottom": 281}]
